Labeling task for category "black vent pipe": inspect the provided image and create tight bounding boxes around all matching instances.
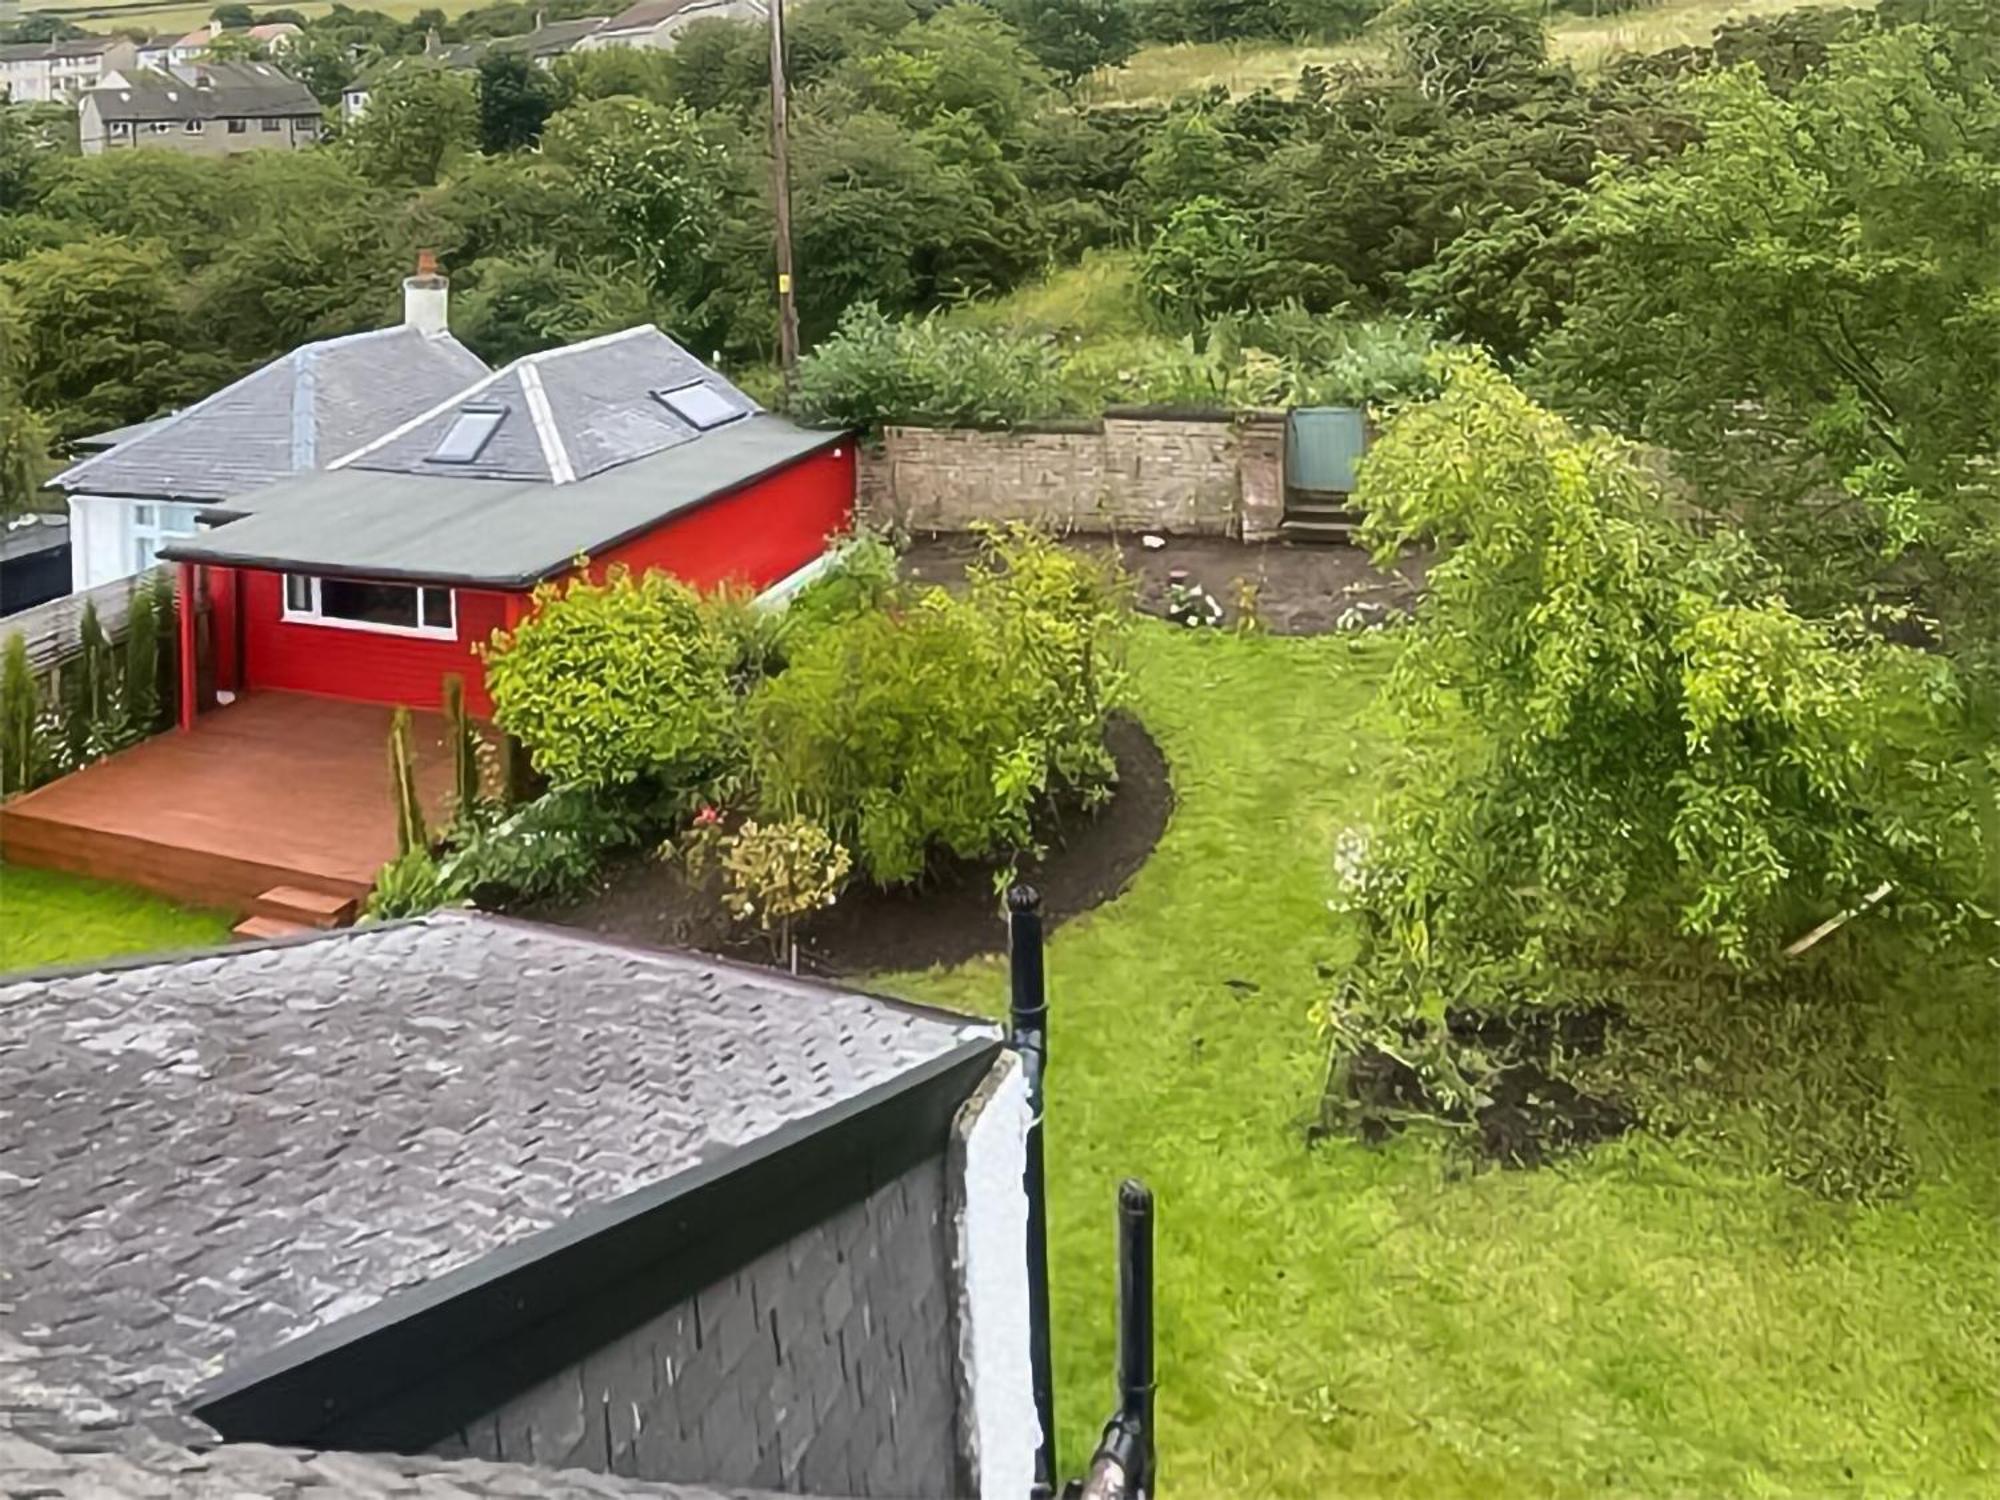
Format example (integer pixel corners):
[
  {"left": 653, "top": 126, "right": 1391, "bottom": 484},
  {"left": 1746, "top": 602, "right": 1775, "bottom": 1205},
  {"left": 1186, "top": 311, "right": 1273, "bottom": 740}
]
[
  {"left": 1070, "top": 1178, "right": 1155, "bottom": 1500},
  {"left": 1007, "top": 883, "right": 1057, "bottom": 1500}
]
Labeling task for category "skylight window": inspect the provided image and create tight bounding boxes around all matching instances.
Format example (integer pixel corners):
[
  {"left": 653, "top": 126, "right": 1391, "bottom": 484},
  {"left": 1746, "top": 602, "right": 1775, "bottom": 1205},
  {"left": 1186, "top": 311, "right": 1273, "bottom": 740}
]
[
  {"left": 654, "top": 382, "right": 744, "bottom": 432},
  {"left": 429, "top": 403, "right": 508, "bottom": 464}
]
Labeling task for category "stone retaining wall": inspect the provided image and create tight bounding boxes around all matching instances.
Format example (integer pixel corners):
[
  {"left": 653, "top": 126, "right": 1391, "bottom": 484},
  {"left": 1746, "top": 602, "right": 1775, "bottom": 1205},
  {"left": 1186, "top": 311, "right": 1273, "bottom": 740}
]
[{"left": 859, "top": 412, "right": 1287, "bottom": 542}]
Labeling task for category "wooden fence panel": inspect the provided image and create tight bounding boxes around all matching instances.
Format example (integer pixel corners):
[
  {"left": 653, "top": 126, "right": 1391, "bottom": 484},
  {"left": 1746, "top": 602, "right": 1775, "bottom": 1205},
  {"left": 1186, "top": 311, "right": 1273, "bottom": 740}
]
[{"left": 4, "top": 567, "right": 174, "bottom": 679}]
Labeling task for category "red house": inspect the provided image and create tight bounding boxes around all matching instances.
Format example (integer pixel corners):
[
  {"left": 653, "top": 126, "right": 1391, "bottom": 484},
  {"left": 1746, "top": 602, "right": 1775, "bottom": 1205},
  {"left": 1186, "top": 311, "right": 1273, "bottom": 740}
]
[{"left": 160, "top": 325, "right": 857, "bottom": 724}]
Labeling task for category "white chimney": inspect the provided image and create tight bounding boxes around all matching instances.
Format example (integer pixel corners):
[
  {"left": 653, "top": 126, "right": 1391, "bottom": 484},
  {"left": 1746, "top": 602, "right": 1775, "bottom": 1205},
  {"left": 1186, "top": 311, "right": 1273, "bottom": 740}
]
[{"left": 402, "top": 249, "right": 449, "bottom": 338}]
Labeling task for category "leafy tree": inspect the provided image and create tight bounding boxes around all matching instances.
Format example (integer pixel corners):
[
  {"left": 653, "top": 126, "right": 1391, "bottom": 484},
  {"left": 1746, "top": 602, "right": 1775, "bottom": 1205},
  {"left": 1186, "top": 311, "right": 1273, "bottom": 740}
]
[
  {"left": 794, "top": 301, "right": 1067, "bottom": 428},
  {"left": 1537, "top": 22, "right": 2000, "bottom": 649},
  {"left": 0, "top": 103, "right": 68, "bottom": 215},
  {"left": 850, "top": 2, "right": 1048, "bottom": 139},
  {"left": 0, "top": 14, "right": 85, "bottom": 42},
  {"left": 994, "top": 0, "right": 1136, "bottom": 85},
  {"left": 38, "top": 151, "right": 234, "bottom": 270},
  {"left": 552, "top": 44, "right": 679, "bottom": 105},
  {"left": 454, "top": 249, "right": 664, "bottom": 363},
  {"left": 1379, "top": 0, "right": 1548, "bottom": 105},
  {"left": 476, "top": 51, "right": 561, "bottom": 153},
  {"left": 0, "top": 291, "right": 50, "bottom": 520},
  {"left": 1139, "top": 193, "right": 1271, "bottom": 327},
  {"left": 283, "top": 29, "right": 361, "bottom": 103},
  {"left": 338, "top": 65, "right": 479, "bottom": 186},
  {"left": 0, "top": 236, "right": 193, "bottom": 440},
  {"left": 203, "top": 30, "right": 270, "bottom": 59},
  {"left": 211, "top": 3, "right": 255, "bottom": 26},
  {"left": 1336, "top": 355, "right": 1988, "bottom": 1030}
]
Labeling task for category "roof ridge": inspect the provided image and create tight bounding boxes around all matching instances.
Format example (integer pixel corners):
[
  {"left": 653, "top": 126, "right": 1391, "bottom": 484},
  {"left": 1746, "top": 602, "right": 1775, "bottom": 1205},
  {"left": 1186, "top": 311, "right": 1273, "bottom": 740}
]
[
  {"left": 521, "top": 323, "right": 656, "bottom": 364},
  {"left": 517, "top": 362, "right": 575, "bottom": 484},
  {"left": 291, "top": 346, "right": 318, "bottom": 469}
]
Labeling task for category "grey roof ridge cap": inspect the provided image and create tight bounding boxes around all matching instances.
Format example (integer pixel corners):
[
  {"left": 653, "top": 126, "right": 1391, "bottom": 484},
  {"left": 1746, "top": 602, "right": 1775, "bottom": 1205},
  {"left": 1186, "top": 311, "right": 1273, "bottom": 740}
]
[
  {"left": 518, "top": 322, "right": 658, "bottom": 365},
  {"left": 516, "top": 361, "right": 574, "bottom": 484},
  {"left": 49, "top": 346, "right": 302, "bottom": 491}
]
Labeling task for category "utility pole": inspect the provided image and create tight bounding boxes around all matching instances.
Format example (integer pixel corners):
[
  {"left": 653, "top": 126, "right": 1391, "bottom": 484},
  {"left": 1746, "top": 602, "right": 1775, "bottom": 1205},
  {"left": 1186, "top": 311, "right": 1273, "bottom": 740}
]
[{"left": 767, "top": 0, "right": 800, "bottom": 385}]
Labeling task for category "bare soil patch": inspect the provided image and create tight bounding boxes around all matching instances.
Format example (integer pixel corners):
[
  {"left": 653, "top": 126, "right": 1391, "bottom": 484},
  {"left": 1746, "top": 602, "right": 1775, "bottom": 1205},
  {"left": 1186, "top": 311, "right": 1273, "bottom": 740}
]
[
  {"left": 901, "top": 532, "right": 1425, "bottom": 637},
  {"left": 525, "top": 714, "right": 1171, "bottom": 977}
]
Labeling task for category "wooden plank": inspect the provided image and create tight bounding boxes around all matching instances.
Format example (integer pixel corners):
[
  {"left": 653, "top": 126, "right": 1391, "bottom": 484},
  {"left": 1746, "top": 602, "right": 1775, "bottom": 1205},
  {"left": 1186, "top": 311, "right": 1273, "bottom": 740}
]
[{"left": 1, "top": 566, "right": 176, "bottom": 675}]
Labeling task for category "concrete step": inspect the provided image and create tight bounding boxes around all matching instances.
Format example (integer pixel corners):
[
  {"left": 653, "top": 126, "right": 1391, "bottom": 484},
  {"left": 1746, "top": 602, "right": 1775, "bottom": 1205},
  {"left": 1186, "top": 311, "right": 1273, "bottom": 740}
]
[
  {"left": 1280, "top": 518, "right": 1360, "bottom": 545},
  {"left": 232, "top": 914, "right": 317, "bottom": 943},
  {"left": 250, "top": 884, "right": 359, "bottom": 929}
]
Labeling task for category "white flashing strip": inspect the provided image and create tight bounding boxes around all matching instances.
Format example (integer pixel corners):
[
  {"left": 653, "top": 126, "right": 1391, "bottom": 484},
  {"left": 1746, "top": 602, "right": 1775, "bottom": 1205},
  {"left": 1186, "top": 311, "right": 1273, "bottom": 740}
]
[
  {"left": 953, "top": 1051, "right": 1041, "bottom": 1500},
  {"left": 518, "top": 363, "right": 575, "bottom": 486},
  {"left": 752, "top": 542, "right": 850, "bottom": 612}
]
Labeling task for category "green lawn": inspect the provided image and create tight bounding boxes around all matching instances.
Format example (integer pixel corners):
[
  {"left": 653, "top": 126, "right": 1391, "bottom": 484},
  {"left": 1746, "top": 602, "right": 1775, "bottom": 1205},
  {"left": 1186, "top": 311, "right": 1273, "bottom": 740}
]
[
  {"left": 886, "top": 623, "right": 2000, "bottom": 1499},
  {"left": 0, "top": 863, "right": 232, "bottom": 973}
]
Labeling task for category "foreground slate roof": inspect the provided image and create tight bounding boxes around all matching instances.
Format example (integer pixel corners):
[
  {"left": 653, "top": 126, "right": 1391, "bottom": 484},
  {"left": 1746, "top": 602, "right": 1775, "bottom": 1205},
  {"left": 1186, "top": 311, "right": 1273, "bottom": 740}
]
[
  {"left": 0, "top": 913, "right": 994, "bottom": 1463},
  {"left": 49, "top": 325, "right": 490, "bottom": 503}
]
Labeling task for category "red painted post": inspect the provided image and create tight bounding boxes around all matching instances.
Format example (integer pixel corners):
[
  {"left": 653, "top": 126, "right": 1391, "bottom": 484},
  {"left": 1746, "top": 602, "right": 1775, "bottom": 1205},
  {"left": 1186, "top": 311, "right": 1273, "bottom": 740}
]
[{"left": 177, "top": 562, "right": 198, "bottom": 732}]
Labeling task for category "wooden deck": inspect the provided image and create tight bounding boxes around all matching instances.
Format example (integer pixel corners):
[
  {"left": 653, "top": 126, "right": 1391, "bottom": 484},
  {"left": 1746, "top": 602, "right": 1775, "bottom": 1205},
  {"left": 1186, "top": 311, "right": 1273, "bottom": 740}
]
[{"left": 0, "top": 694, "right": 467, "bottom": 914}]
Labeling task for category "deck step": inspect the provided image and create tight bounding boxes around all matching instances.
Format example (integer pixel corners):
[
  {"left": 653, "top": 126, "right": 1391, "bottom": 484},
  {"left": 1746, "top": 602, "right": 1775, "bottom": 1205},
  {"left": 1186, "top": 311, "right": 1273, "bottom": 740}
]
[
  {"left": 1280, "top": 517, "right": 1361, "bottom": 545},
  {"left": 250, "top": 884, "right": 360, "bottom": 929},
  {"left": 232, "top": 914, "right": 317, "bottom": 942}
]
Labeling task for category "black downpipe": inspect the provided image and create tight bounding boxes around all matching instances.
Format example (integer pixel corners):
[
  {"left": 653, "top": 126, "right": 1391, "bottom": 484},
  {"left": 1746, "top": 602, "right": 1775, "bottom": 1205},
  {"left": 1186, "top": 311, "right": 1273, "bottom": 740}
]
[
  {"left": 1070, "top": 1179, "right": 1156, "bottom": 1500},
  {"left": 1008, "top": 883, "right": 1058, "bottom": 1500}
]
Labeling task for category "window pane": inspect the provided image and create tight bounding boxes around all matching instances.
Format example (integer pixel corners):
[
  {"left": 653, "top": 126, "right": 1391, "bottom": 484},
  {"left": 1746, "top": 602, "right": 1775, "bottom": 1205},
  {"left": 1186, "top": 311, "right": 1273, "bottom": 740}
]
[
  {"left": 429, "top": 405, "right": 508, "bottom": 464},
  {"left": 420, "top": 588, "right": 453, "bottom": 631},
  {"left": 284, "top": 574, "right": 313, "bottom": 612},
  {"left": 653, "top": 382, "right": 743, "bottom": 432},
  {"left": 318, "top": 578, "right": 420, "bottom": 629},
  {"left": 133, "top": 503, "right": 155, "bottom": 527}
]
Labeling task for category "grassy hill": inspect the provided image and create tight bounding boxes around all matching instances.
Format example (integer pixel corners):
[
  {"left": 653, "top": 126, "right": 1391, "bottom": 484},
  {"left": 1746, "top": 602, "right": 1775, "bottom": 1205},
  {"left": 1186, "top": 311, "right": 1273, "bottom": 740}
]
[{"left": 1084, "top": 0, "right": 1866, "bottom": 103}]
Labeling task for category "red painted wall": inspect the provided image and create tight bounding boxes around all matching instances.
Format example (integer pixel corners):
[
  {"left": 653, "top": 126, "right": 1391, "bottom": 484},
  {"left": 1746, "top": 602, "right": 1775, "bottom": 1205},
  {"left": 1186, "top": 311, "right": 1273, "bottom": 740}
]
[
  {"left": 589, "top": 443, "right": 856, "bottom": 591},
  {"left": 225, "top": 440, "right": 854, "bottom": 714},
  {"left": 236, "top": 567, "right": 510, "bottom": 715}
]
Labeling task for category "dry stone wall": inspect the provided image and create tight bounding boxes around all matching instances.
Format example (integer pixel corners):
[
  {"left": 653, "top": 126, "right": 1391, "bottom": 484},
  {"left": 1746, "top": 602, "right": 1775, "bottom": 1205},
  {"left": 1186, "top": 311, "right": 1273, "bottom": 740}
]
[{"left": 860, "top": 412, "right": 1288, "bottom": 542}]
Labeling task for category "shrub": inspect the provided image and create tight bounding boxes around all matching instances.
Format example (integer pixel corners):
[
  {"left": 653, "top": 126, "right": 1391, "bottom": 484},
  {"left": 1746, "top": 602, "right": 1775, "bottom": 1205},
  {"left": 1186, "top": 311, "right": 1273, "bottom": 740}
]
[
  {"left": 1139, "top": 196, "right": 1274, "bottom": 331},
  {"left": 747, "top": 525, "right": 1128, "bottom": 885},
  {"left": 717, "top": 815, "right": 854, "bottom": 954},
  {"left": 792, "top": 301, "right": 1068, "bottom": 431},
  {"left": 0, "top": 632, "right": 46, "bottom": 795},
  {"left": 484, "top": 565, "right": 738, "bottom": 797}
]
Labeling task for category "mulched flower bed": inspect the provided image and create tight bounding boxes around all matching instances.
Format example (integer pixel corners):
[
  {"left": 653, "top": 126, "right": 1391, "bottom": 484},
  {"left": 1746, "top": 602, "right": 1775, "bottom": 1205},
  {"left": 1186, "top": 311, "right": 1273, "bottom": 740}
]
[{"left": 524, "top": 713, "right": 1171, "bottom": 977}]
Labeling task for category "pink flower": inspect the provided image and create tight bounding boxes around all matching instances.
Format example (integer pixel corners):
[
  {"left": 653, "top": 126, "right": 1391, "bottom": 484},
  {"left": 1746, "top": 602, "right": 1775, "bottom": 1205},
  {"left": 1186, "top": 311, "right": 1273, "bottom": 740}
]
[{"left": 695, "top": 805, "right": 722, "bottom": 827}]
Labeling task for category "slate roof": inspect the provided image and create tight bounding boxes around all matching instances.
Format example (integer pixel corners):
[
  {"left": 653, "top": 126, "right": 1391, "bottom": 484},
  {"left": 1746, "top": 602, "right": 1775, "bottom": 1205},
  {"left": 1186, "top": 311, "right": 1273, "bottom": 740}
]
[
  {"left": 495, "top": 16, "right": 611, "bottom": 55},
  {"left": 69, "top": 416, "right": 171, "bottom": 455},
  {"left": 162, "top": 414, "right": 844, "bottom": 585},
  {"left": 83, "top": 61, "right": 318, "bottom": 123},
  {"left": 0, "top": 914, "right": 991, "bottom": 1454},
  {"left": 597, "top": 0, "right": 765, "bottom": 33},
  {"left": 340, "top": 326, "right": 757, "bottom": 485},
  {"left": 49, "top": 325, "right": 490, "bottom": 503}
]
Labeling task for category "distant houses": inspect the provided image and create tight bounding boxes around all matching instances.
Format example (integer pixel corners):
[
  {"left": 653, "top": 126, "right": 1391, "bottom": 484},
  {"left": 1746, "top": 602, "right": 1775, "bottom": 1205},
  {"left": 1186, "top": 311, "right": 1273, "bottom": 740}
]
[
  {"left": 78, "top": 58, "right": 322, "bottom": 157},
  {"left": 0, "top": 34, "right": 137, "bottom": 104}
]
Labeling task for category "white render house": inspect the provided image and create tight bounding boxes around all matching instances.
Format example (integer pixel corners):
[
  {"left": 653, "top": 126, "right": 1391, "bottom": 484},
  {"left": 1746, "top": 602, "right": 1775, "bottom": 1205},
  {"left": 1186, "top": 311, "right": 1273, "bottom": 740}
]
[{"left": 50, "top": 261, "right": 487, "bottom": 593}]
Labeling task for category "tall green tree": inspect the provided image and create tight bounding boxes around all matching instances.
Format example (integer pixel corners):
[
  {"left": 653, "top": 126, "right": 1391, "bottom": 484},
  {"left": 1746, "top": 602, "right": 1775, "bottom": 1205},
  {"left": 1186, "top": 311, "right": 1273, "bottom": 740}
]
[
  {"left": 994, "top": 0, "right": 1136, "bottom": 85},
  {"left": 0, "top": 291, "right": 50, "bottom": 520},
  {"left": 339, "top": 66, "right": 479, "bottom": 187},
  {"left": 1380, "top": 0, "right": 1548, "bottom": 105},
  {"left": 476, "top": 51, "right": 562, "bottom": 153},
  {"left": 0, "top": 236, "right": 193, "bottom": 441},
  {"left": 1537, "top": 21, "right": 2000, "bottom": 649}
]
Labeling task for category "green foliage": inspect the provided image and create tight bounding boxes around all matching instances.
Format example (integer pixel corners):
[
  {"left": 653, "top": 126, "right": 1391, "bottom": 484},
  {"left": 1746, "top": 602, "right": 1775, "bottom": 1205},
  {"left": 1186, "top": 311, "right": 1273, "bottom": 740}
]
[
  {"left": 793, "top": 302, "right": 1068, "bottom": 429},
  {"left": 1336, "top": 356, "right": 1989, "bottom": 1029},
  {"left": 715, "top": 815, "right": 854, "bottom": 939},
  {"left": 339, "top": 66, "right": 479, "bottom": 186},
  {"left": 1536, "top": 21, "right": 2000, "bottom": 654},
  {"left": 0, "top": 291, "right": 49, "bottom": 518},
  {"left": 387, "top": 704, "right": 428, "bottom": 858},
  {"left": 0, "top": 633, "right": 46, "bottom": 796},
  {"left": 484, "top": 565, "right": 738, "bottom": 795},
  {"left": 365, "top": 845, "right": 446, "bottom": 919},
  {"left": 1380, "top": 0, "right": 1550, "bottom": 103},
  {"left": 441, "top": 674, "right": 481, "bottom": 822},
  {"left": 0, "top": 235, "right": 193, "bottom": 441},
  {"left": 1138, "top": 0, "right": 1378, "bottom": 45},
  {"left": 476, "top": 51, "right": 562, "bottom": 152},
  {"left": 994, "top": 0, "right": 1138, "bottom": 84},
  {"left": 1139, "top": 194, "right": 1271, "bottom": 328},
  {"left": 121, "top": 577, "right": 162, "bottom": 734},
  {"left": 747, "top": 524, "right": 1128, "bottom": 885}
]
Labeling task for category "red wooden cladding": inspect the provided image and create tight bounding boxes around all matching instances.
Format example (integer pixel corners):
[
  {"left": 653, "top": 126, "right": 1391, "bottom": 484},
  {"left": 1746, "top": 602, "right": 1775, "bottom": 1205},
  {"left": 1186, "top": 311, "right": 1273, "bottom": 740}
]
[
  {"left": 586, "top": 443, "right": 857, "bottom": 592},
  {"left": 211, "top": 440, "right": 853, "bottom": 716}
]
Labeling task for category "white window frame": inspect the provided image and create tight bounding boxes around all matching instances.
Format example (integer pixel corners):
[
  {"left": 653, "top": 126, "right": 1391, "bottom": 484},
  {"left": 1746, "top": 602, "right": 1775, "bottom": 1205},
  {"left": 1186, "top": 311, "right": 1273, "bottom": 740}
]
[
  {"left": 281, "top": 574, "right": 458, "bottom": 640},
  {"left": 130, "top": 501, "right": 201, "bottom": 577}
]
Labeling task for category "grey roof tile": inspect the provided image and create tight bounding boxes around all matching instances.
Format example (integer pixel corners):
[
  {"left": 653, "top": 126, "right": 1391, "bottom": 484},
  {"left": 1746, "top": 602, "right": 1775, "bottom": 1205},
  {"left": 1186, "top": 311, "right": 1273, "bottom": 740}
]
[
  {"left": 49, "top": 327, "right": 490, "bottom": 503},
  {"left": 86, "top": 62, "right": 318, "bottom": 123},
  {"left": 0, "top": 913, "right": 991, "bottom": 1454},
  {"left": 341, "top": 327, "right": 754, "bottom": 485}
]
